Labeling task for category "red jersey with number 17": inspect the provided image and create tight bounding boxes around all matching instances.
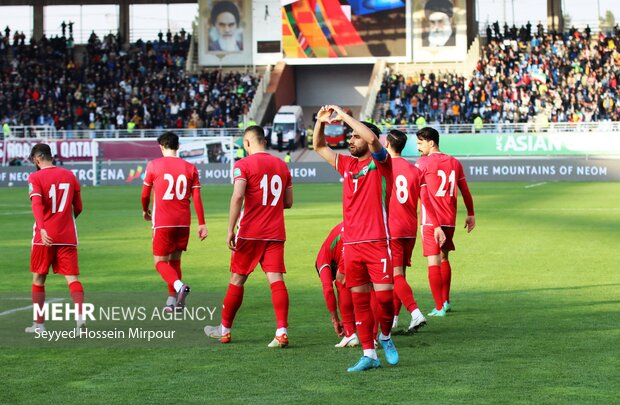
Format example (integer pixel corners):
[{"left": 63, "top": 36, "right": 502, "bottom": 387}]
[
  {"left": 233, "top": 152, "right": 292, "bottom": 241},
  {"left": 389, "top": 157, "right": 422, "bottom": 238},
  {"left": 415, "top": 152, "right": 466, "bottom": 227},
  {"left": 28, "top": 166, "right": 81, "bottom": 246},
  {"left": 336, "top": 153, "right": 392, "bottom": 244},
  {"left": 143, "top": 157, "right": 201, "bottom": 228}
]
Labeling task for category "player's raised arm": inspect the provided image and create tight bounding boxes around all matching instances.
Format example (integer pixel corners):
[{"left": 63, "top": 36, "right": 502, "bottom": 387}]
[
  {"left": 313, "top": 106, "right": 337, "bottom": 168},
  {"left": 227, "top": 178, "right": 246, "bottom": 250},
  {"left": 328, "top": 105, "right": 383, "bottom": 155}
]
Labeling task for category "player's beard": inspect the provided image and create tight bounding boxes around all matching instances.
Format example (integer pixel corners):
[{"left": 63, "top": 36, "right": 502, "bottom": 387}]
[{"left": 350, "top": 143, "right": 368, "bottom": 158}]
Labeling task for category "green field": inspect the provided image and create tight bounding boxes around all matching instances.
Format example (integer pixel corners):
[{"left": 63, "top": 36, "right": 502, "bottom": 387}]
[{"left": 1, "top": 182, "right": 619, "bottom": 403}]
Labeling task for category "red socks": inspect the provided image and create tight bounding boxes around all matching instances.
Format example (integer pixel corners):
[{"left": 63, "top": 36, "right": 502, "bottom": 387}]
[
  {"left": 370, "top": 290, "right": 379, "bottom": 337},
  {"left": 428, "top": 265, "right": 444, "bottom": 310},
  {"left": 374, "top": 290, "right": 394, "bottom": 337},
  {"left": 270, "top": 281, "right": 289, "bottom": 329},
  {"left": 221, "top": 283, "right": 244, "bottom": 328},
  {"left": 441, "top": 261, "right": 452, "bottom": 304},
  {"left": 156, "top": 261, "right": 180, "bottom": 287},
  {"left": 32, "top": 284, "right": 45, "bottom": 324},
  {"left": 351, "top": 291, "right": 374, "bottom": 350},
  {"left": 69, "top": 281, "right": 84, "bottom": 315},
  {"left": 393, "top": 274, "right": 419, "bottom": 313},
  {"left": 168, "top": 260, "right": 182, "bottom": 296},
  {"left": 335, "top": 281, "right": 355, "bottom": 337}
]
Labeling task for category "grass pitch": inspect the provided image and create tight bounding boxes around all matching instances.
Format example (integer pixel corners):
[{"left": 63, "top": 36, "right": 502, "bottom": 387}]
[{"left": 0, "top": 182, "right": 619, "bottom": 403}]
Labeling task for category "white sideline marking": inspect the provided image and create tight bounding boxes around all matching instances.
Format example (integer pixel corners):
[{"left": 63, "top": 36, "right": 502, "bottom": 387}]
[
  {"left": 0, "top": 298, "right": 65, "bottom": 317},
  {"left": 524, "top": 182, "right": 547, "bottom": 189},
  {"left": 0, "top": 211, "right": 31, "bottom": 216}
]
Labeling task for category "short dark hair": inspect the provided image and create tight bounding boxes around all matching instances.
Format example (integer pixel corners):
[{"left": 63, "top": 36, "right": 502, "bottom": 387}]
[
  {"left": 244, "top": 125, "right": 266, "bottom": 143},
  {"left": 387, "top": 129, "right": 408, "bottom": 153},
  {"left": 211, "top": 1, "right": 240, "bottom": 25},
  {"left": 362, "top": 121, "right": 381, "bottom": 138},
  {"left": 30, "top": 143, "right": 53, "bottom": 162},
  {"left": 416, "top": 127, "right": 440, "bottom": 146},
  {"left": 158, "top": 131, "right": 180, "bottom": 150}
]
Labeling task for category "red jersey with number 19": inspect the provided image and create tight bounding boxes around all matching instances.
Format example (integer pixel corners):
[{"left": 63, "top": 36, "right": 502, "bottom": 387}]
[
  {"left": 389, "top": 157, "right": 422, "bottom": 238},
  {"left": 336, "top": 154, "right": 392, "bottom": 244},
  {"left": 415, "top": 152, "right": 466, "bottom": 227},
  {"left": 143, "top": 157, "right": 201, "bottom": 228},
  {"left": 28, "top": 166, "right": 81, "bottom": 245},
  {"left": 233, "top": 152, "right": 292, "bottom": 241}
]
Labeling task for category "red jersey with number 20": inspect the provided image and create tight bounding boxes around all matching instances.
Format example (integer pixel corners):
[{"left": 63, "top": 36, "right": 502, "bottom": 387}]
[
  {"left": 233, "top": 152, "right": 292, "bottom": 241},
  {"left": 143, "top": 157, "right": 201, "bottom": 228},
  {"left": 389, "top": 157, "right": 422, "bottom": 238},
  {"left": 28, "top": 166, "right": 81, "bottom": 246},
  {"left": 416, "top": 152, "right": 467, "bottom": 227},
  {"left": 336, "top": 153, "right": 392, "bottom": 244}
]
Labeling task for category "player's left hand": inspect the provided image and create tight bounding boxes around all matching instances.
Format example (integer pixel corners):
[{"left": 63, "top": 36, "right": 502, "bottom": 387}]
[
  {"left": 434, "top": 226, "right": 446, "bottom": 247},
  {"left": 331, "top": 315, "right": 344, "bottom": 337},
  {"left": 198, "top": 225, "right": 208, "bottom": 241},
  {"left": 143, "top": 210, "right": 152, "bottom": 221},
  {"left": 464, "top": 216, "right": 476, "bottom": 233},
  {"left": 227, "top": 230, "right": 237, "bottom": 251}
]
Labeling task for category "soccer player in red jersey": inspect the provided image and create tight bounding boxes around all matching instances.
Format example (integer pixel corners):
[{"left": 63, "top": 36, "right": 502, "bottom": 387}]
[
  {"left": 386, "top": 129, "right": 445, "bottom": 332},
  {"left": 141, "top": 132, "right": 208, "bottom": 312},
  {"left": 204, "top": 126, "right": 293, "bottom": 348},
  {"left": 26, "top": 143, "right": 85, "bottom": 333},
  {"left": 415, "top": 127, "right": 475, "bottom": 317},
  {"left": 315, "top": 222, "right": 358, "bottom": 348},
  {"left": 314, "top": 105, "right": 397, "bottom": 372}
]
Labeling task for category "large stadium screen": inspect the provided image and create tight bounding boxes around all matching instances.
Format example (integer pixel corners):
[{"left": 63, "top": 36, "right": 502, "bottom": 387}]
[{"left": 281, "top": 0, "right": 411, "bottom": 63}]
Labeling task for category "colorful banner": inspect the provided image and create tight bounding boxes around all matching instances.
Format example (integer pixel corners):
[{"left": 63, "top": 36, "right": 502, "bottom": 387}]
[
  {"left": 402, "top": 133, "right": 620, "bottom": 157},
  {"left": 282, "top": 0, "right": 410, "bottom": 61}
]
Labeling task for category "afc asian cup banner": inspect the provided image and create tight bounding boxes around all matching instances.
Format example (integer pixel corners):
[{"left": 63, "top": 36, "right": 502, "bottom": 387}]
[
  {"left": 281, "top": 0, "right": 411, "bottom": 63},
  {"left": 199, "top": 0, "right": 253, "bottom": 66},
  {"left": 412, "top": 0, "right": 467, "bottom": 62}
]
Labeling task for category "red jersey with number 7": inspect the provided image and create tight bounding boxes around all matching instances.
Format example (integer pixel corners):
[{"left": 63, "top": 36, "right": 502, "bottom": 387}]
[
  {"left": 143, "top": 157, "right": 201, "bottom": 228},
  {"left": 389, "top": 157, "right": 422, "bottom": 238},
  {"left": 28, "top": 166, "right": 81, "bottom": 245},
  {"left": 336, "top": 153, "right": 392, "bottom": 244},
  {"left": 233, "top": 152, "right": 292, "bottom": 241},
  {"left": 415, "top": 152, "right": 467, "bottom": 227}
]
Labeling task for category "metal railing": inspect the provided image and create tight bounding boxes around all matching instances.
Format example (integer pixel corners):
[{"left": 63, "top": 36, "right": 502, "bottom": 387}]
[
  {"left": 2, "top": 121, "right": 620, "bottom": 141},
  {"left": 1, "top": 127, "right": 243, "bottom": 140}
]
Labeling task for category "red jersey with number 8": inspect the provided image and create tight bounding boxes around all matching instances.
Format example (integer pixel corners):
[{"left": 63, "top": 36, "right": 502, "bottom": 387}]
[
  {"left": 28, "top": 166, "right": 81, "bottom": 245},
  {"left": 233, "top": 152, "right": 292, "bottom": 241},
  {"left": 389, "top": 157, "right": 422, "bottom": 238},
  {"left": 416, "top": 152, "right": 466, "bottom": 227},
  {"left": 143, "top": 157, "right": 201, "bottom": 228}
]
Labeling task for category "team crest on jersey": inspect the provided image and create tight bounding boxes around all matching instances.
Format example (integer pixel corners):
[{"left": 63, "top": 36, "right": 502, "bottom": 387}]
[
  {"left": 352, "top": 161, "right": 377, "bottom": 179},
  {"left": 233, "top": 168, "right": 241, "bottom": 177}
]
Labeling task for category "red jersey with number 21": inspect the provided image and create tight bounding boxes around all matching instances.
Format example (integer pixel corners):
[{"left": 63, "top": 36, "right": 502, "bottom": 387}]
[
  {"left": 233, "top": 152, "right": 292, "bottom": 241},
  {"left": 416, "top": 153, "right": 466, "bottom": 227},
  {"left": 28, "top": 166, "right": 81, "bottom": 246},
  {"left": 336, "top": 154, "right": 392, "bottom": 244},
  {"left": 143, "top": 157, "right": 201, "bottom": 228}
]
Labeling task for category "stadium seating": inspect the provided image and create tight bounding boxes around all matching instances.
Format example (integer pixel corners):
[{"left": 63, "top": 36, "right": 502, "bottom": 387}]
[
  {"left": 377, "top": 25, "right": 620, "bottom": 126},
  {"left": 0, "top": 30, "right": 259, "bottom": 130}
]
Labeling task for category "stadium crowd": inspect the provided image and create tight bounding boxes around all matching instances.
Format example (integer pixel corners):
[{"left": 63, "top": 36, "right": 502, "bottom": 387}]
[
  {"left": 378, "top": 24, "right": 620, "bottom": 126},
  {"left": 0, "top": 28, "right": 259, "bottom": 132}
]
